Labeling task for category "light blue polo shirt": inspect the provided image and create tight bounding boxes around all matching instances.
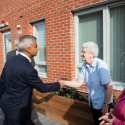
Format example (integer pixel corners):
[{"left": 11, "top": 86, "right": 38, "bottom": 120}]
[{"left": 79, "top": 58, "right": 113, "bottom": 109}]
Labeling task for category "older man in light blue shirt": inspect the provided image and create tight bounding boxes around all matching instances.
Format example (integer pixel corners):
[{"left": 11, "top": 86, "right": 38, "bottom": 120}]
[
  {"left": 61, "top": 42, "right": 113, "bottom": 125},
  {"left": 79, "top": 58, "right": 113, "bottom": 109}
]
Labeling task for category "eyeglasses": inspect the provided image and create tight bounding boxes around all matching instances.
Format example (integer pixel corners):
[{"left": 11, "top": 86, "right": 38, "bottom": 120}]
[{"left": 81, "top": 51, "right": 88, "bottom": 54}]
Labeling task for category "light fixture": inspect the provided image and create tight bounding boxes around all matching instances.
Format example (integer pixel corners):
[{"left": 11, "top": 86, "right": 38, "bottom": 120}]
[{"left": 17, "top": 25, "right": 20, "bottom": 29}]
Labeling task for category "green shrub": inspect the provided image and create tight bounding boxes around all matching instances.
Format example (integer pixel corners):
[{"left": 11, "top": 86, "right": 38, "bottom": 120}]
[
  {"left": 79, "top": 96, "right": 83, "bottom": 99},
  {"left": 113, "top": 94, "right": 120, "bottom": 104},
  {"left": 64, "top": 87, "right": 78, "bottom": 99},
  {"left": 51, "top": 87, "right": 88, "bottom": 103},
  {"left": 111, "top": 93, "right": 120, "bottom": 108},
  {"left": 51, "top": 91, "right": 59, "bottom": 95}
]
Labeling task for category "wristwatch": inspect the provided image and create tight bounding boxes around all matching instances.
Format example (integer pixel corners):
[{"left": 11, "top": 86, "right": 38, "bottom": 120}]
[{"left": 104, "top": 102, "right": 109, "bottom": 106}]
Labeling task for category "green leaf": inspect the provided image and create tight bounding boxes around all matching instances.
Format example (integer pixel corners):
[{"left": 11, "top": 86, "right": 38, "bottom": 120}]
[
  {"left": 60, "top": 88, "right": 63, "bottom": 93},
  {"left": 79, "top": 96, "right": 83, "bottom": 99}
]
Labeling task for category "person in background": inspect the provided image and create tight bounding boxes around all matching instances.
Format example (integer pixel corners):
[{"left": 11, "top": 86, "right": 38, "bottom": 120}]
[
  {"left": 99, "top": 88, "right": 125, "bottom": 125},
  {"left": 7, "top": 39, "right": 35, "bottom": 67},
  {"left": 60, "top": 42, "right": 113, "bottom": 125},
  {"left": 0, "top": 35, "right": 64, "bottom": 125}
]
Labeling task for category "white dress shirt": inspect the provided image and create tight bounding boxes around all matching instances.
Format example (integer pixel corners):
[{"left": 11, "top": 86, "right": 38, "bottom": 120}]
[
  {"left": 19, "top": 52, "right": 31, "bottom": 62},
  {"left": 16, "top": 50, "right": 19, "bottom": 55}
]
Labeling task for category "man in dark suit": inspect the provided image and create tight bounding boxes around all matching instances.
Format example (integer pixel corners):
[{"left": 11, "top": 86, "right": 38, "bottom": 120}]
[
  {"left": 7, "top": 39, "right": 35, "bottom": 67},
  {"left": 0, "top": 35, "right": 64, "bottom": 125}
]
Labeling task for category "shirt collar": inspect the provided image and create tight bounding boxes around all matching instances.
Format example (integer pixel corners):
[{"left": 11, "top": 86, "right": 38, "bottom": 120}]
[
  {"left": 91, "top": 58, "right": 96, "bottom": 68},
  {"left": 16, "top": 50, "right": 19, "bottom": 55},
  {"left": 85, "top": 58, "right": 96, "bottom": 68},
  {"left": 19, "top": 52, "right": 31, "bottom": 62}
]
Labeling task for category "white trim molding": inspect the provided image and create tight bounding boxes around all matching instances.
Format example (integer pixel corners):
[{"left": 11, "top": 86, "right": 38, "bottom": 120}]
[
  {"left": 2, "top": 31, "right": 11, "bottom": 63},
  {"left": 33, "top": 21, "right": 47, "bottom": 78}
]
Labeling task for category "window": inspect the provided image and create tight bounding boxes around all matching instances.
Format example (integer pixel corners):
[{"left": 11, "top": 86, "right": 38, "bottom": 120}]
[
  {"left": 110, "top": 5, "right": 125, "bottom": 83},
  {"left": 3, "top": 31, "right": 11, "bottom": 62},
  {"left": 33, "top": 22, "right": 47, "bottom": 78},
  {"left": 74, "top": 1, "right": 125, "bottom": 90}
]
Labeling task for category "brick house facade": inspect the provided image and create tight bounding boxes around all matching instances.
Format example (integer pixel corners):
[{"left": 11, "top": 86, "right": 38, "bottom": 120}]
[{"left": 0, "top": 0, "right": 124, "bottom": 96}]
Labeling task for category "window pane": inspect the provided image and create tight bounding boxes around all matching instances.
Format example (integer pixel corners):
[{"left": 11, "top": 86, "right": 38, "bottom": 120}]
[
  {"left": 78, "top": 11, "right": 103, "bottom": 63},
  {"left": 36, "top": 65, "right": 47, "bottom": 73},
  {"left": 77, "top": 67, "right": 81, "bottom": 78},
  {"left": 5, "top": 34, "right": 11, "bottom": 53},
  {"left": 36, "top": 23, "right": 46, "bottom": 61},
  {"left": 110, "top": 5, "right": 125, "bottom": 82},
  {"left": 35, "top": 23, "right": 47, "bottom": 74}
]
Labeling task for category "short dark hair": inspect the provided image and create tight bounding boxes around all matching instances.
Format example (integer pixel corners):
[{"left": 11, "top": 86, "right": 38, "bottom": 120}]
[{"left": 18, "top": 35, "right": 37, "bottom": 52}]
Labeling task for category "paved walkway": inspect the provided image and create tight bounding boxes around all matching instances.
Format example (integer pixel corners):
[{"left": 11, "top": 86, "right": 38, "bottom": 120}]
[{"left": 0, "top": 108, "right": 64, "bottom": 125}]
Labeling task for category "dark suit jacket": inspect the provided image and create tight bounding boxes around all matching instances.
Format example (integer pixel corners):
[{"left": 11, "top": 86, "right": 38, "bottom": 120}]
[
  {"left": 7, "top": 50, "right": 35, "bottom": 67},
  {"left": 0, "top": 54, "right": 60, "bottom": 122}
]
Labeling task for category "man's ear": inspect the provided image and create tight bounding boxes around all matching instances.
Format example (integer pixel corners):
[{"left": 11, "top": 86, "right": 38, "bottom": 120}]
[
  {"left": 91, "top": 52, "right": 94, "bottom": 57},
  {"left": 26, "top": 47, "right": 31, "bottom": 53}
]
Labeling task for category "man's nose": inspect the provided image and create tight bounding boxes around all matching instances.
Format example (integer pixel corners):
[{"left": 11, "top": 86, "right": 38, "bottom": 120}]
[
  {"left": 81, "top": 52, "right": 83, "bottom": 56},
  {"left": 37, "top": 46, "right": 40, "bottom": 50}
]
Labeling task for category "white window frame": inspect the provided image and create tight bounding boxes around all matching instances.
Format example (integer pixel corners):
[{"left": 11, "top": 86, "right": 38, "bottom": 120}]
[
  {"left": 74, "top": 1, "right": 125, "bottom": 91},
  {"left": 3, "top": 31, "right": 11, "bottom": 63},
  {"left": 33, "top": 22, "right": 47, "bottom": 78}
]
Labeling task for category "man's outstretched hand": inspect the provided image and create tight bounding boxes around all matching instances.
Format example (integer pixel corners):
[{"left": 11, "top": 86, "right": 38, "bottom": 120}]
[{"left": 56, "top": 79, "right": 65, "bottom": 88}]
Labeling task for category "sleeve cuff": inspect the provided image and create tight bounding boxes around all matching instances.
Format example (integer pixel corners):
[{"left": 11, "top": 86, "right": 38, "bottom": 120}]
[
  {"left": 54, "top": 82, "right": 60, "bottom": 91},
  {"left": 112, "top": 118, "right": 123, "bottom": 125}
]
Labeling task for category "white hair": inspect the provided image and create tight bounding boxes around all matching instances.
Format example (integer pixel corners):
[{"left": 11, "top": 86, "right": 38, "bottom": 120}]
[
  {"left": 18, "top": 35, "right": 37, "bottom": 52},
  {"left": 82, "top": 41, "right": 99, "bottom": 57}
]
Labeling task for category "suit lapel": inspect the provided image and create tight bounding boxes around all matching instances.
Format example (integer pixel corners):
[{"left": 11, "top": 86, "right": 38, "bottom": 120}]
[{"left": 13, "top": 49, "right": 16, "bottom": 55}]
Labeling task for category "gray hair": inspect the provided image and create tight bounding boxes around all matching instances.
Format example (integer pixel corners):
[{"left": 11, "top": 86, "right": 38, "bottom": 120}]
[
  {"left": 18, "top": 35, "right": 37, "bottom": 52},
  {"left": 82, "top": 41, "right": 99, "bottom": 57},
  {"left": 15, "top": 39, "right": 19, "bottom": 46}
]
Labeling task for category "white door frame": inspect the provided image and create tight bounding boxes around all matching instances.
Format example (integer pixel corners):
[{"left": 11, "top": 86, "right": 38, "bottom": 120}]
[{"left": 3, "top": 31, "right": 11, "bottom": 63}]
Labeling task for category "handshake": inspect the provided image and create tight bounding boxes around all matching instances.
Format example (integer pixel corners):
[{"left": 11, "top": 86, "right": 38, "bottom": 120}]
[{"left": 56, "top": 78, "right": 66, "bottom": 88}]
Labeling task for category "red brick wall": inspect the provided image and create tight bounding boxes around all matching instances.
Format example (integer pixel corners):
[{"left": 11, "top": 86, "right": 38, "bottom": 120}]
[
  {"left": 1, "top": 0, "right": 119, "bottom": 95},
  {"left": 0, "top": 32, "right": 4, "bottom": 72}
]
